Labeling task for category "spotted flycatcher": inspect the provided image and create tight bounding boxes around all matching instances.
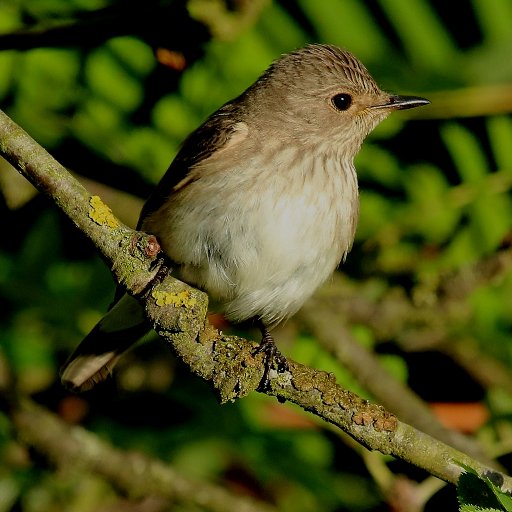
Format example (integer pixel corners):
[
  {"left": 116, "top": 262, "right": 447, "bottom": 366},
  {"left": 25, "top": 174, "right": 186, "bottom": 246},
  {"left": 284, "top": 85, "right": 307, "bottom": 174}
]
[{"left": 61, "top": 44, "right": 429, "bottom": 391}]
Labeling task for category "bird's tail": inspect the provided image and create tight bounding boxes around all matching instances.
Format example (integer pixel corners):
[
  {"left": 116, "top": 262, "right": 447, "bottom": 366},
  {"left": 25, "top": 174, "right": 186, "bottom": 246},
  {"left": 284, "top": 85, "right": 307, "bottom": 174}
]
[{"left": 60, "top": 293, "right": 150, "bottom": 392}]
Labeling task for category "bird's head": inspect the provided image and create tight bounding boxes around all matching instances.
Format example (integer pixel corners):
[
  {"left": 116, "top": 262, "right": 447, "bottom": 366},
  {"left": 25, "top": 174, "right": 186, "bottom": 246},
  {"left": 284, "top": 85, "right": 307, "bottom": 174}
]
[{"left": 250, "top": 44, "right": 429, "bottom": 154}]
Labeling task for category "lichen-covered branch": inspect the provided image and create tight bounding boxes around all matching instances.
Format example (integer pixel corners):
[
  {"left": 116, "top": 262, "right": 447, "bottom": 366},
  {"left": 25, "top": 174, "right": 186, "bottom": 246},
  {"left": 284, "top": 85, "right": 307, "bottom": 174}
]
[
  {"left": 1, "top": 108, "right": 511, "bottom": 489},
  {"left": 296, "top": 300, "right": 495, "bottom": 467}
]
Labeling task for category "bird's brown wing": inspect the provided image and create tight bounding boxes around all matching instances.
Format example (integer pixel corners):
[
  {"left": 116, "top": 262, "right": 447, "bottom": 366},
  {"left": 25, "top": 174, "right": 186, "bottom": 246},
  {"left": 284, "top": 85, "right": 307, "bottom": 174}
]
[{"left": 137, "top": 103, "right": 242, "bottom": 229}]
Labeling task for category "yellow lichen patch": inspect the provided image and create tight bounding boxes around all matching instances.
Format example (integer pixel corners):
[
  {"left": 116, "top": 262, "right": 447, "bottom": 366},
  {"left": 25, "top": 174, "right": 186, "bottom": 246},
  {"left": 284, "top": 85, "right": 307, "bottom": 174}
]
[
  {"left": 89, "top": 195, "right": 119, "bottom": 228},
  {"left": 152, "top": 290, "right": 197, "bottom": 308}
]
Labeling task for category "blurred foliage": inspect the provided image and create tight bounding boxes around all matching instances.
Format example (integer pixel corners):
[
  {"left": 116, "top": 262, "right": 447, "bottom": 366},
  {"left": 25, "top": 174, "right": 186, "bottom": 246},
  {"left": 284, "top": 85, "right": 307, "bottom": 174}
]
[{"left": 1, "top": 0, "right": 512, "bottom": 511}]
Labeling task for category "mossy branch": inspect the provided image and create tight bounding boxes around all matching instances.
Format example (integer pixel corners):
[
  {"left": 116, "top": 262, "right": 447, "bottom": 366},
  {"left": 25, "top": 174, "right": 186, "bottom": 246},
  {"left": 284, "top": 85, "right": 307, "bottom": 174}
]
[{"left": 1, "top": 108, "right": 510, "bottom": 490}]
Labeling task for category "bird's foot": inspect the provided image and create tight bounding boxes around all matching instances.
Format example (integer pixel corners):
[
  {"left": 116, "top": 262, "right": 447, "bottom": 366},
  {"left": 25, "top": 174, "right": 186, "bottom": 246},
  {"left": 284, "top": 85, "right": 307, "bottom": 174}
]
[
  {"left": 135, "top": 254, "right": 173, "bottom": 300},
  {"left": 151, "top": 257, "right": 173, "bottom": 285},
  {"left": 254, "top": 328, "right": 289, "bottom": 392}
]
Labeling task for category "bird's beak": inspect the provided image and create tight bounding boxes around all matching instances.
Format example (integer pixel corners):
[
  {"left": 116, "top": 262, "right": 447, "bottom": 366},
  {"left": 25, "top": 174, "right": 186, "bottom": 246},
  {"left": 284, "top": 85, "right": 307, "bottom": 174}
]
[{"left": 371, "top": 95, "right": 430, "bottom": 111}]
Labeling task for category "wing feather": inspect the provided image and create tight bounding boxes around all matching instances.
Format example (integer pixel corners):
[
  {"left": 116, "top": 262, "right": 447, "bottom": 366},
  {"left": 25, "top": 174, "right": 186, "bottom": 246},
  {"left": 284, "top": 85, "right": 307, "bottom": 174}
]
[{"left": 137, "top": 103, "right": 245, "bottom": 228}]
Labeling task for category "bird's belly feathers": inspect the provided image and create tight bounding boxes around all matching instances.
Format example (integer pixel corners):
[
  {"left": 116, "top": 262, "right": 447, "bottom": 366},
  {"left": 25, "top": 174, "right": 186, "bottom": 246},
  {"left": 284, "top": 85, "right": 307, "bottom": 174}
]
[{"left": 144, "top": 155, "right": 359, "bottom": 326}]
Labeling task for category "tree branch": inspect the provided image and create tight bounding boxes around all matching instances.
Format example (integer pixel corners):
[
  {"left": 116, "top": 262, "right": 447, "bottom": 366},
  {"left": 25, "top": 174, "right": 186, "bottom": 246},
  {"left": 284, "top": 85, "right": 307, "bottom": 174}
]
[
  {"left": 12, "top": 398, "right": 277, "bottom": 512},
  {"left": 296, "top": 299, "right": 495, "bottom": 467},
  {"left": 1, "top": 109, "right": 510, "bottom": 489}
]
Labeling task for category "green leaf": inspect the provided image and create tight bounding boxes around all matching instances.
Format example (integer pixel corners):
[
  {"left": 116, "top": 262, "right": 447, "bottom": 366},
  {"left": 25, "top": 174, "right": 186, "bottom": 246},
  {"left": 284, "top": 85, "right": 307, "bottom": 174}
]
[
  {"left": 120, "top": 127, "right": 175, "bottom": 182},
  {"left": 404, "top": 163, "right": 460, "bottom": 243},
  {"left": 487, "top": 116, "right": 512, "bottom": 170},
  {"left": 441, "top": 123, "right": 490, "bottom": 184},
  {"left": 153, "top": 95, "right": 201, "bottom": 140},
  {"left": 457, "top": 465, "right": 512, "bottom": 512},
  {"left": 458, "top": 471, "right": 505, "bottom": 511},
  {"left": 258, "top": 1, "right": 307, "bottom": 50},
  {"left": 473, "top": 0, "right": 512, "bottom": 45},
  {"left": 379, "top": 0, "right": 458, "bottom": 68},
  {"left": 85, "top": 44, "right": 143, "bottom": 112},
  {"left": 298, "top": 0, "right": 390, "bottom": 60},
  {"left": 109, "top": 37, "right": 155, "bottom": 76},
  {"left": 460, "top": 506, "right": 503, "bottom": 512}
]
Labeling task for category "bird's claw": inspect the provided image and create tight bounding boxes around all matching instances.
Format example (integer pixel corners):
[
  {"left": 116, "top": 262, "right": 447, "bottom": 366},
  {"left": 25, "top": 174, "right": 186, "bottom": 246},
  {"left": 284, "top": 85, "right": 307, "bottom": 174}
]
[{"left": 254, "top": 331, "right": 289, "bottom": 392}]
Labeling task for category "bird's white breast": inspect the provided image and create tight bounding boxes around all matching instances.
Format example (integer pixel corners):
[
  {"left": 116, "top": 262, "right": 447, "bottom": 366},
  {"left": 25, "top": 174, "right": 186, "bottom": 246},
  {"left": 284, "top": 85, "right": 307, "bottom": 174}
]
[{"left": 147, "top": 143, "right": 359, "bottom": 326}]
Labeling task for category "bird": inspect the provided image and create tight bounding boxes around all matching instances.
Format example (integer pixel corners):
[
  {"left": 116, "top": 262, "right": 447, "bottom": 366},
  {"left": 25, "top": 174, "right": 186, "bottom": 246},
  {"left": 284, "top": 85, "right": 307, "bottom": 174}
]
[{"left": 61, "top": 44, "right": 429, "bottom": 392}]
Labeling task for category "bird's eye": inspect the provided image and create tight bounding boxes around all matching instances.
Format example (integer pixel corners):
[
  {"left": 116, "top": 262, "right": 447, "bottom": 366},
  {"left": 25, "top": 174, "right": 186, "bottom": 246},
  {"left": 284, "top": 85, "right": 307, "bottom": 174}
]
[{"left": 331, "top": 93, "right": 352, "bottom": 111}]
